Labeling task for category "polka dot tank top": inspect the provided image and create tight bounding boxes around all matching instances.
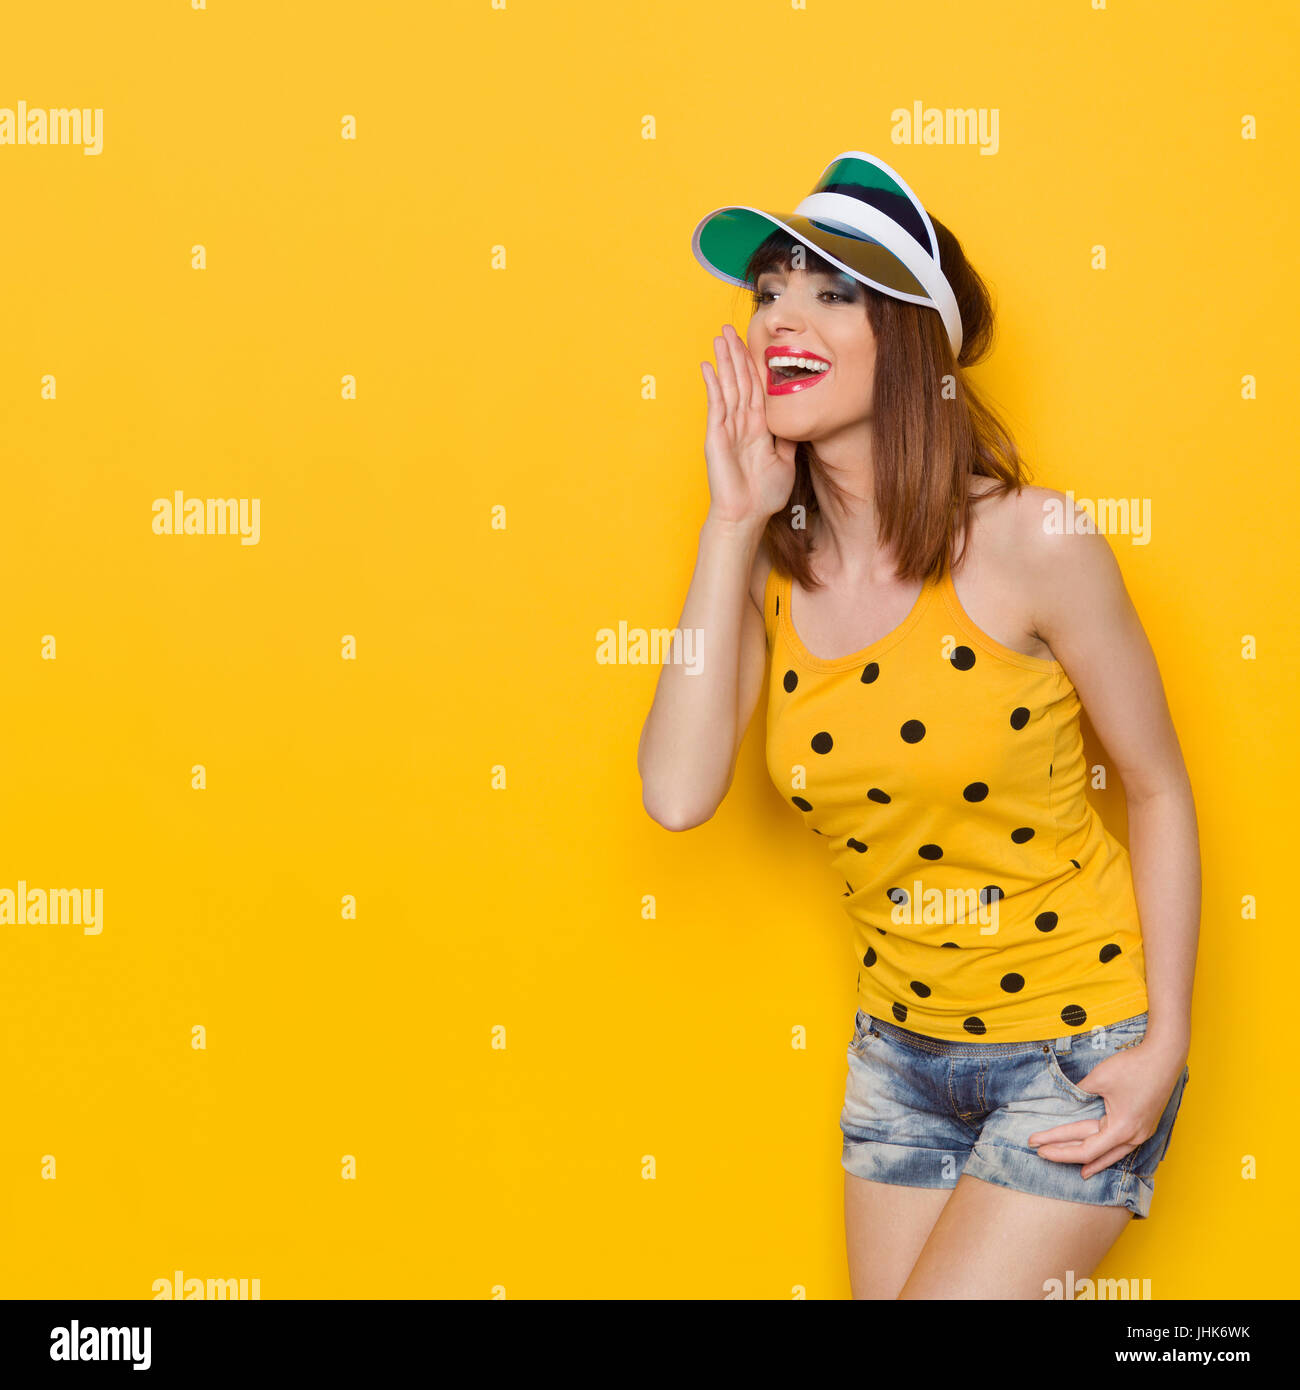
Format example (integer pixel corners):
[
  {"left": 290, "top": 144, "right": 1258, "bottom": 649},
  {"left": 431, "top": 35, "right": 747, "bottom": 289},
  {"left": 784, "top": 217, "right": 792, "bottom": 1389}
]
[{"left": 763, "top": 562, "right": 1149, "bottom": 1042}]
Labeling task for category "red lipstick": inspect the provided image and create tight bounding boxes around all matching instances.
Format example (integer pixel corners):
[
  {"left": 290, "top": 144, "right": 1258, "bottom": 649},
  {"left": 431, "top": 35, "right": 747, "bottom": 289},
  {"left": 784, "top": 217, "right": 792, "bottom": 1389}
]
[{"left": 764, "top": 346, "right": 832, "bottom": 396}]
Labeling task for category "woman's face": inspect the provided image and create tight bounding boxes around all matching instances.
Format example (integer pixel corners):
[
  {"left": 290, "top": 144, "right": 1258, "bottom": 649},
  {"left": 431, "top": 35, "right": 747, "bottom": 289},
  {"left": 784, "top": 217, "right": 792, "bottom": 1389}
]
[{"left": 746, "top": 263, "right": 876, "bottom": 443}]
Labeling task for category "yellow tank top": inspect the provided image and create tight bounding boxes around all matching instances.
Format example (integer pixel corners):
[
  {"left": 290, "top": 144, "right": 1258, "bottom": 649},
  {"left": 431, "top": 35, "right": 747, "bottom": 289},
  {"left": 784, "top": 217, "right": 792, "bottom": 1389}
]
[{"left": 763, "top": 561, "right": 1148, "bottom": 1042}]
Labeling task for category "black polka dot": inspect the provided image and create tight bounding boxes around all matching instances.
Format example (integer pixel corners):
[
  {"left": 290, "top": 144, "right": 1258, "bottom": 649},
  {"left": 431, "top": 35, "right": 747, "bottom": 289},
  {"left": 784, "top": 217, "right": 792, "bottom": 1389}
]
[
  {"left": 1034, "top": 912, "right": 1058, "bottom": 932},
  {"left": 1099, "top": 944, "right": 1121, "bottom": 963},
  {"left": 877, "top": 928, "right": 887, "bottom": 936},
  {"left": 918, "top": 843, "right": 943, "bottom": 860},
  {"left": 963, "top": 781, "right": 988, "bottom": 801},
  {"left": 1011, "top": 827, "right": 1035, "bottom": 843},
  {"left": 1070, "top": 859, "right": 1080, "bottom": 869},
  {"left": 891, "top": 1003, "right": 908, "bottom": 1023},
  {"left": 867, "top": 788, "right": 891, "bottom": 804},
  {"left": 783, "top": 669, "right": 798, "bottom": 692},
  {"left": 1048, "top": 762, "right": 1053, "bottom": 776},
  {"left": 1010, "top": 707, "right": 1030, "bottom": 730},
  {"left": 811, "top": 731, "right": 833, "bottom": 754},
  {"left": 1000, "top": 973, "right": 1025, "bottom": 993},
  {"left": 963, "top": 1017, "right": 986, "bottom": 1035},
  {"left": 791, "top": 796, "right": 812, "bottom": 811},
  {"left": 979, "top": 885, "right": 1004, "bottom": 906},
  {"left": 886, "top": 887, "right": 908, "bottom": 905},
  {"left": 863, "top": 947, "right": 877, "bottom": 967},
  {"left": 950, "top": 645, "right": 976, "bottom": 671},
  {"left": 900, "top": 719, "right": 926, "bottom": 743},
  {"left": 846, "top": 837, "right": 868, "bottom": 853},
  {"left": 909, "top": 980, "right": 931, "bottom": 998},
  {"left": 1061, "top": 1004, "right": 1087, "bottom": 1028},
  {"left": 860, "top": 662, "right": 879, "bottom": 684},
  {"left": 941, "top": 942, "right": 959, "bottom": 949}
]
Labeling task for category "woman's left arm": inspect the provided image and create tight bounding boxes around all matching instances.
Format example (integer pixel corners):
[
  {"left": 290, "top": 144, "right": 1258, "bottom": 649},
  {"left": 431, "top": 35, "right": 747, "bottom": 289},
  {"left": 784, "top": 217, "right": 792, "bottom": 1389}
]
[{"left": 1018, "top": 490, "right": 1201, "bottom": 1177}]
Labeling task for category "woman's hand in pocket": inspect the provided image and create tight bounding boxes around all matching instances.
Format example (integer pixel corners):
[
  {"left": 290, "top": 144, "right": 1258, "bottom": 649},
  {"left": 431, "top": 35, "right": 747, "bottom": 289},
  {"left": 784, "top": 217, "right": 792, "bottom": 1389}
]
[{"left": 1027, "top": 1039, "right": 1188, "bottom": 1179}]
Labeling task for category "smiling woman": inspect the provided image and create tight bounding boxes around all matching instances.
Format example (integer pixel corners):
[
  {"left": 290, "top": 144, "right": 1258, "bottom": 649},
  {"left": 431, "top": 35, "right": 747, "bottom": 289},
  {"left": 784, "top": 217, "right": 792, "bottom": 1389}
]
[
  {"left": 739, "top": 224, "right": 1024, "bottom": 593},
  {"left": 638, "top": 150, "right": 1199, "bottom": 1303}
]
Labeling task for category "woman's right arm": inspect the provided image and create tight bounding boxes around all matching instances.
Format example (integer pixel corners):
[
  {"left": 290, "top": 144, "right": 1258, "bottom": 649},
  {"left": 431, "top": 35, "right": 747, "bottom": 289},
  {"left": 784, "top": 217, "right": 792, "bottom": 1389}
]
[
  {"left": 637, "top": 325, "right": 796, "bottom": 830},
  {"left": 636, "top": 517, "right": 768, "bottom": 829}
]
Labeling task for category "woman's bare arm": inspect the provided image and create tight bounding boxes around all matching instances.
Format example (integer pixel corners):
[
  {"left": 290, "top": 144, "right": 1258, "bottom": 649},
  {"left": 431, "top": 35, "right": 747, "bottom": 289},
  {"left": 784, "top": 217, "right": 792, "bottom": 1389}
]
[
  {"left": 637, "top": 324, "right": 795, "bottom": 830},
  {"left": 637, "top": 518, "right": 768, "bottom": 829},
  {"left": 1024, "top": 490, "right": 1200, "bottom": 1060}
]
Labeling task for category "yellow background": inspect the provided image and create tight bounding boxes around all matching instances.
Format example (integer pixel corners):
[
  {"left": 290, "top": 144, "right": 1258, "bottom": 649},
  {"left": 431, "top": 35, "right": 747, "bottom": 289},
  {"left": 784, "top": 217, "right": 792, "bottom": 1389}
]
[{"left": 0, "top": 0, "right": 1295, "bottom": 1298}]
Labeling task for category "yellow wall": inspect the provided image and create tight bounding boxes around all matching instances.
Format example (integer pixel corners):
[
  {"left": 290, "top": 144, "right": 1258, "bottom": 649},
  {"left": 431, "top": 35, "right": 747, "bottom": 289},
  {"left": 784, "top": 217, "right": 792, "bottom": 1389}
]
[{"left": 0, "top": 0, "right": 1292, "bottom": 1298}]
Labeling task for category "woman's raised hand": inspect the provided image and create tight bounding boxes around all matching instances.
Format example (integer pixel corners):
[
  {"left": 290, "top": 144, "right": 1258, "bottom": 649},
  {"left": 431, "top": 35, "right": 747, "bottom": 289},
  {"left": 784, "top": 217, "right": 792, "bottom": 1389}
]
[{"left": 700, "top": 324, "right": 798, "bottom": 526}]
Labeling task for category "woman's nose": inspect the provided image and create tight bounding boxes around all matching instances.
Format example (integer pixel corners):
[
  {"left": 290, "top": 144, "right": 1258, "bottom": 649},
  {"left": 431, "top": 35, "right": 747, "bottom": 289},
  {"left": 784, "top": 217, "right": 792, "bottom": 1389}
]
[{"left": 769, "top": 296, "right": 807, "bottom": 334}]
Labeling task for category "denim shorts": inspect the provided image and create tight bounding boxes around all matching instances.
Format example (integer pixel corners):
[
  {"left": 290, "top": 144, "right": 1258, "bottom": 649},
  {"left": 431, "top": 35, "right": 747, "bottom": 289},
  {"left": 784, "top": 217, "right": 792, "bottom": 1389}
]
[{"left": 840, "top": 1008, "right": 1190, "bottom": 1219}]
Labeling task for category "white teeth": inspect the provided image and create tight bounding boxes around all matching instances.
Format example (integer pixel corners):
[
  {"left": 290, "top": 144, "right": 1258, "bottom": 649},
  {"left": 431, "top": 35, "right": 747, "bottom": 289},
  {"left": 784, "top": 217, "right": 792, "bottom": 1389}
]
[{"left": 768, "top": 356, "right": 829, "bottom": 372}]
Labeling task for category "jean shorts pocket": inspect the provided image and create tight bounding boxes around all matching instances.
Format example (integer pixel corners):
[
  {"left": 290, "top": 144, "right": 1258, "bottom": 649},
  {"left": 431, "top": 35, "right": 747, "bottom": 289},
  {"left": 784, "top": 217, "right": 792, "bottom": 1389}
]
[
  {"left": 848, "top": 1009, "right": 876, "bottom": 1056},
  {"left": 1041, "top": 1042, "right": 1112, "bottom": 1104}
]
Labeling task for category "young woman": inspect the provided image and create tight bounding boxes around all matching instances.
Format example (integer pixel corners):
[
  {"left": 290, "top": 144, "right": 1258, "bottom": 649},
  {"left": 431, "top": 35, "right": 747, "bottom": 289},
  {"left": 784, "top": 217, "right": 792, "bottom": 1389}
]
[{"left": 637, "top": 153, "right": 1199, "bottom": 1300}]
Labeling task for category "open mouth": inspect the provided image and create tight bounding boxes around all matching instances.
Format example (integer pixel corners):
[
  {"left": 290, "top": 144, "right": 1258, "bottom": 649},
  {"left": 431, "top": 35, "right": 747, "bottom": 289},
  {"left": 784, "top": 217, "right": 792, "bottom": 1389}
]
[{"left": 764, "top": 349, "right": 831, "bottom": 396}]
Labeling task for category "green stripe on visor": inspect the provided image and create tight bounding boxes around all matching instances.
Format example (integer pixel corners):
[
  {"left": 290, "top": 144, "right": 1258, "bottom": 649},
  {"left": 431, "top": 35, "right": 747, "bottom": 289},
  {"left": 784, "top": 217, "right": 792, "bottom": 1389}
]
[
  {"left": 695, "top": 208, "right": 783, "bottom": 285},
  {"left": 811, "top": 155, "right": 936, "bottom": 259},
  {"left": 813, "top": 157, "right": 905, "bottom": 199}
]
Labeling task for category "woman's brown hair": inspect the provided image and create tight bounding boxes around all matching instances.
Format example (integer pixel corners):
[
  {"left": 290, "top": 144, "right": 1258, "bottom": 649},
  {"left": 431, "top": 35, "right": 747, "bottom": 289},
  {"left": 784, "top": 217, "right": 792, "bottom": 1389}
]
[{"left": 741, "top": 223, "right": 1029, "bottom": 589}]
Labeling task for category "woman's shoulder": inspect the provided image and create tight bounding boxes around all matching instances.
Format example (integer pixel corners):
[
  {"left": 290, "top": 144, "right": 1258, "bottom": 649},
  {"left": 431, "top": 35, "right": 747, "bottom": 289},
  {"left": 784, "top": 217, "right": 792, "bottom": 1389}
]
[
  {"left": 965, "top": 478, "right": 1124, "bottom": 650},
  {"left": 966, "top": 478, "right": 1101, "bottom": 569}
]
